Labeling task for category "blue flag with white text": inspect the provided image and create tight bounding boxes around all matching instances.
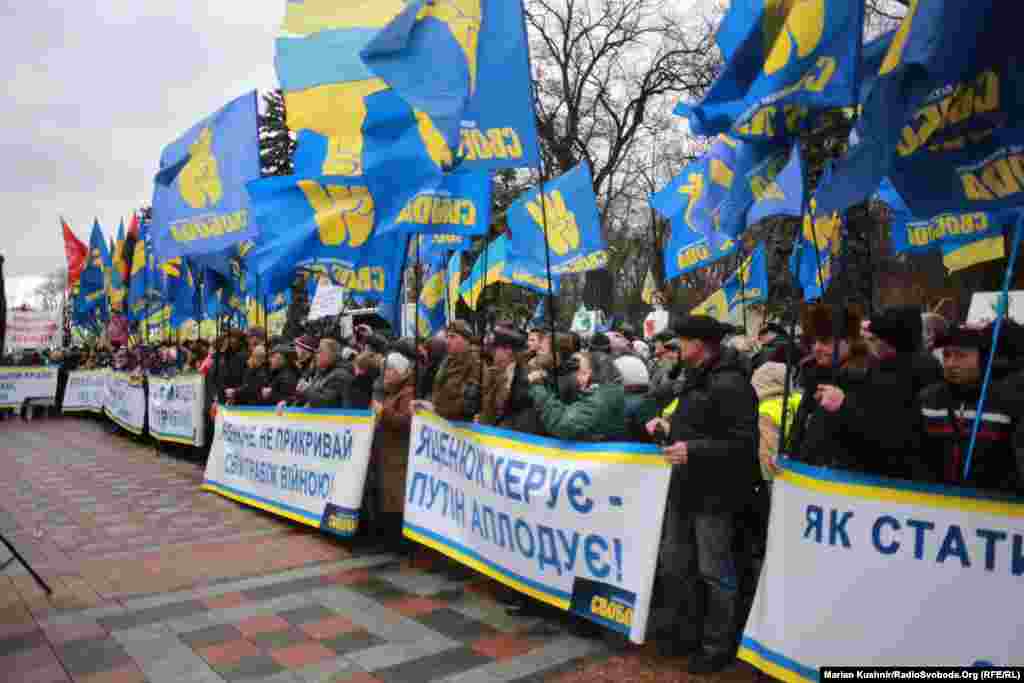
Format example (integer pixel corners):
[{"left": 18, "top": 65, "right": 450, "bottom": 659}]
[{"left": 723, "top": 244, "right": 769, "bottom": 310}]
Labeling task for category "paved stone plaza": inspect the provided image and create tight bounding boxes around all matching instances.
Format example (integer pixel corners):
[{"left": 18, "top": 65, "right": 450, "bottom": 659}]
[{"left": 0, "top": 417, "right": 760, "bottom": 682}]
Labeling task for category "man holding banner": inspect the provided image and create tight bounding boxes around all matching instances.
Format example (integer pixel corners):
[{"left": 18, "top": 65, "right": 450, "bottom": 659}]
[{"left": 647, "top": 315, "right": 758, "bottom": 674}]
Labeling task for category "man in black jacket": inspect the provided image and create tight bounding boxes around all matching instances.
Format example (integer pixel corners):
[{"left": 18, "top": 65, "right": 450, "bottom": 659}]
[
  {"left": 296, "top": 338, "right": 351, "bottom": 408},
  {"left": 647, "top": 315, "right": 758, "bottom": 674},
  {"left": 919, "top": 323, "right": 1024, "bottom": 494},
  {"left": 229, "top": 345, "right": 270, "bottom": 405},
  {"left": 262, "top": 345, "right": 300, "bottom": 406}
]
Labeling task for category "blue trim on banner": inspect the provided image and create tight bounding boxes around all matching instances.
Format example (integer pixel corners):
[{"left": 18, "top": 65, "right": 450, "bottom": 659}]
[
  {"left": 203, "top": 479, "right": 320, "bottom": 523},
  {"left": 444, "top": 418, "right": 663, "bottom": 456},
  {"left": 402, "top": 521, "right": 571, "bottom": 601},
  {"left": 779, "top": 457, "right": 1024, "bottom": 505},
  {"left": 740, "top": 637, "right": 818, "bottom": 681},
  {"left": 224, "top": 406, "right": 374, "bottom": 418}
]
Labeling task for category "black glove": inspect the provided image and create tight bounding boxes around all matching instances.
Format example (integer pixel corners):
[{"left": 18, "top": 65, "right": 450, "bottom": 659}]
[{"left": 463, "top": 382, "right": 482, "bottom": 419}]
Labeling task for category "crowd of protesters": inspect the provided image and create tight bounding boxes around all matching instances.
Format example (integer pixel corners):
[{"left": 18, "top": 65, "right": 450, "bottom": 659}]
[{"left": 6, "top": 298, "right": 1024, "bottom": 673}]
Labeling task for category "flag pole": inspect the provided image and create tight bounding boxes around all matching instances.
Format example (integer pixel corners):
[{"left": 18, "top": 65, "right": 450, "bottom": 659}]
[
  {"left": 963, "top": 216, "right": 1023, "bottom": 480},
  {"left": 414, "top": 236, "right": 422, "bottom": 393}
]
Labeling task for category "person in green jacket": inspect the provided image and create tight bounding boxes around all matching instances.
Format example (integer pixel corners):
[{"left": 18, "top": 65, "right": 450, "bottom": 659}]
[{"left": 527, "top": 351, "right": 626, "bottom": 442}]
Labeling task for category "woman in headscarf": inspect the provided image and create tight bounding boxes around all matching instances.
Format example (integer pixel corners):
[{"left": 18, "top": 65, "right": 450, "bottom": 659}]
[{"left": 370, "top": 348, "right": 417, "bottom": 549}]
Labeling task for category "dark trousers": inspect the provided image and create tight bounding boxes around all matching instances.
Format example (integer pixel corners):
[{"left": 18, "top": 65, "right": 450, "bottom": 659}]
[{"left": 660, "top": 486, "right": 739, "bottom": 657}]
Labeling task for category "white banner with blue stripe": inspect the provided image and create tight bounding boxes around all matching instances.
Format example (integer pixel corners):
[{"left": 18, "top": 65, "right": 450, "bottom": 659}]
[
  {"left": 104, "top": 371, "right": 147, "bottom": 435},
  {"left": 201, "top": 407, "right": 376, "bottom": 538},
  {"left": 740, "top": 460, "right": 1024, "bottom": 680},
  {"left": 403, "top": 411, "right": 672, "bottom": 643}
]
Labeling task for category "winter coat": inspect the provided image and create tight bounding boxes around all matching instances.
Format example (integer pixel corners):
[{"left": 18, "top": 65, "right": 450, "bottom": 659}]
[
  {"left": 623, "top": 389, "right": 659, "bottom": 443},
  {"left": 479, "top": 361, "right": 541, "bottom": 434},
  {"left": 344, "top": 366, "right": 379, "bottom": 410},
  {"left": 212, "top": 349, "right": 247, "bottom": 401},
  {"left": 431, "top": 348, "right": 482, "bottom": 422},
  {"left": 373, "top": 375, "right": 416, "bottom": 514},
  {"left": 529, "top": 380, "right": 626, "bottom": 442},
  {"left": 264, "top": 365, "right": 299, "bottom": 406},
  {"left": 792, "top": 348, "right": 931, "bottom": 480},
  {"left": 235, "top": 365, "right": 271, "bottom": 405},
  {"left": 648, "top": 360, "right": 685, "bottom": 410},
  {"left": 918, "top": 379, "right": 1024, "bottom": 495},
  {"left": 667, "top": 349, "right": 760, "bottom": 513},
  {"left": 298, "top": 362, "right": 351, "bottom": 408}
]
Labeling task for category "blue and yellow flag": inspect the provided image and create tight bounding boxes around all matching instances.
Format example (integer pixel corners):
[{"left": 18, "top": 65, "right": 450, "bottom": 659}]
[
  {"left": 151, "top": 91, "right": 261, "bottom": 261},
  {"left": 126, "top": 219, "right": 152, "bottom": 322},
  {"left": 361, "top": 0, "right": 481, "bottom": 156},
  {"left": 247, "top": 173, "right": 411, "bottom": 305},
  {"left": 877, "top": 178, "right": 1008, "bottom": 256},
  {"left": 166, "top": 258, "right": 198, "bottom": 328},
  {"left": 460, "top": 234, "right": 508, "bottom": 310},
  {"left": 651, "top": 135, "right": 793, "bottom": 249},
  {"left": 815, "top": 1, "right": 1024, "bottom": 220},
  {"left": 459, "top": 234, "right": 557, "bottom": 310},
  {"left": 942, "top": 234, "right": 1006, "bottom": 274},
  {"left": 275, "top": 0, "right": 450, "bottom": 185},
  {"left": 277, "top": 1, "right": 538, "bottom": 176},
  {"left": 789, "top": 203, "right": 842, "bottom": 301},
  {"left": 676, "top": 0, "right": 864, "bottom": 140},
  {"left": 446, "top": 250, "right": 462, "bottom": 324},
  {"left": 78, "top": 219, "right": 110, "bottom": 318},
  {"left": 506, "top": 163, "right": 607, "bottom": 276},
  {"left": 660, "top": 218, "right": 738, "bottom": 282},
  {"left": 108, "top": 221, "right": 127, "bottom": 313},
  {"left": 723, "top": 244, "right": 769, "bottom": 310},
  {"left": 395, "top": 170, "right": 491, "bottom": 236},
  {"left": 415, "top": 236, "right": 451, "bottom": 337}
]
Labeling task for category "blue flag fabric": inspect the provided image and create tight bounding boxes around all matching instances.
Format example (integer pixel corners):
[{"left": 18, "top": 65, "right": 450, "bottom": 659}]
[
  {"left": 531, "top": 297, "right": 545, "bottom": 327},
  {"left": 723, "top": 244, "right": 769, "bottom": 310},
  {"left": 79, "top": 219, "right": 110, "bottom": 317},
  {"left": 247, "top": 173, "right": 414, "bottom": 297},
  {"left": 660, "top": 217, "right": 739, "bottom": 282},
  {"left": 650, "top": 136, "right": 789, "bottom": 249},
  {"left": 361, "top": 0, "right": 480, "bottom": 157},
  {"left": 789, "top": 208, "right": 843, "bottom": 301},
  {"left": 454, "top": 0, "right": 540, "bottom": 171},
  {"left": 395, "top": 170, "right": 491, "bottom": 236},
  {"left": 878, "top": 178, "right": 1008, "bottom": 255},
  {"left": 167, "top": 259, "right": 199, "bottom": 328},
  {"left": 126, "top": 220, "right": 151, "bottom": 322},
  {"left": 815, "top": 1, "right": 1024, "bottom": 220},
  {"left": 506, "top": 163, "right": 607, "bottom": 276},
  {"left": 745, "top": 144, "right": 804, "bottom": 226},
  {"left": 151, "top": 91, "right": 261, "bottom": 261},
  {"left": 415, "top": 236, "right": 451, "bottom": 338},
  {"left": 676, "top": 0, "right": 864, "bottom": 140}
]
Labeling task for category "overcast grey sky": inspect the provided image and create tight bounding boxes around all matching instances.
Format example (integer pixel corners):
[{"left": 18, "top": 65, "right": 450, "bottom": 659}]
[{"left": 2, "top": 1, "right": 281, "bottom": 293}]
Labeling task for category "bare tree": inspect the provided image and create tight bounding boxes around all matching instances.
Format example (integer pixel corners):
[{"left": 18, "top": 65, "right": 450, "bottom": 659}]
[
  {"left": 33, "top": 268, "right": 67, "bottom": 312},
  {"left": 525, "top": 0, "right": 722, "bottom": 309}
]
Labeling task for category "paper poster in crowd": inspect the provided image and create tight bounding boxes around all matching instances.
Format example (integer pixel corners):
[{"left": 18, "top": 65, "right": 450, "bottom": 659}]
[
  {"left": 739, "top": 459, "right": 1024, "bottom": 681},
  {"left": 403, "top": 411, "right": 672, "bottom": 643},
  {"left": 307, "top": 280, "right": 346, "bottom": 321},
  {"left": 62, "top": 369, "right": 108, "bottom": 413},
  {"left": 148, "top": 375, "right": 206, "bottom": 447},
  {"left": 201, "top": 407, "right": 376, "bottom": 538},
  {"left": 6, "top": 310, "right": 61, "bottom": 351},
  {"left": 0, "top": 367, "right": 59, "bottom": 409},
  {"left": 967, "top": 291, "right": 1024, "bottom": 325},
  {"left": 104, "top": 371, "right": 147, "bottom": 435}
]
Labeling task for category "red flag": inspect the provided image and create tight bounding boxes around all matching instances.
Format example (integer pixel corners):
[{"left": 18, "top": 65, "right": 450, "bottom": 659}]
[{"left": 62, "top": 218, "right": 88, "bottom": 287}]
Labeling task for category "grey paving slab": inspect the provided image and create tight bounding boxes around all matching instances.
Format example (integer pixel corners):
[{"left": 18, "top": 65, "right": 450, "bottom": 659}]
[
  {"left": 113, "top": 628, "right": 224, "bottom": 683},
  {"left": 55, "top": 636, "right": 135, "bottom": 677},
  {"left": 164, "top": 593, "right": 324, "bottom": 634},
  {"left": 293, "top": 656, "right": 364, "bottom": 683},
  {"left": 414, "top": 608, "right": 497, "bottom": 642},
  {"left": 276, "top": 604, "right": 337, "bottom": 626},
  {"left": 374, "top": 569, "right": 463, "bottom": 597},
  {"left": 346, "top": 635, "right": 458, "bottom": 672},
  {"left": 179, "top": 623, "right": 246, "bottom": 648},
  {"left": 215, "top": 654, "right": 287, "bottom": 682},
  {"left": 447, "top": 601, "right": 545, "bottom": 635},
  {"left": 0, "top": 629, "right": 46, "bottom": 656},
  {"left": 98, "top": 598, "right": 208, "bottom": 631},
  {"left": 372, "top": 646, "right": 493, "bottom": 683},
  {"left": 320, "top": 630, "right": 386, "bottom": 657},
  {"left": 249, "top": 626, "right": 311, "bottom": 650},
  {"left": 437, "top": 635, "right": 605, "bottom": 683},
  {"left": 241, "top": 575, "right": 339, "bottom": 602}
]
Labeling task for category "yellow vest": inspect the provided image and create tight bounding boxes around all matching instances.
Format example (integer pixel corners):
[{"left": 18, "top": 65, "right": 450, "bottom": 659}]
[{"left": 759, "top": 393, "right": 802, "bottom": 434}]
